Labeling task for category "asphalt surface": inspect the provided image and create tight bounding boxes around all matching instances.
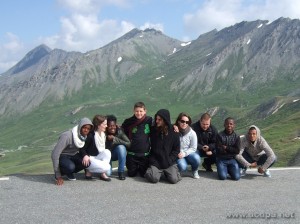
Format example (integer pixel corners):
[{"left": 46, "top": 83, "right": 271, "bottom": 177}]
[{"left": 1, "top": 168, "right": 299, "bottom": 224}]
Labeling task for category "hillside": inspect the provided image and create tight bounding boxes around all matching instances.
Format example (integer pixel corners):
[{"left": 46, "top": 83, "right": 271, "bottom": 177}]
[{"left": 0, "top": 18, "right": 299, "bottom": 175}]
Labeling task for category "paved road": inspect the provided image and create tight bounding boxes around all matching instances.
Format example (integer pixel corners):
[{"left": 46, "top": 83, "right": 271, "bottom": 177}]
[{"left": 1, "top": 168, "right": 299, "bottom": 224}]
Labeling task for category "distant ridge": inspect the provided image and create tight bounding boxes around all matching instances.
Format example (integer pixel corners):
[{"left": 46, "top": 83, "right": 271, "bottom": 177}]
[{"left": 0, "top": 18, "right": 299, "bottom": 117}]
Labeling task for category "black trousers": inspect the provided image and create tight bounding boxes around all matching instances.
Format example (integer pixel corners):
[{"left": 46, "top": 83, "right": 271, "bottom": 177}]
[
  {"left": 126, "top": 155, "right": 149, "bottom": 177},
  {"left": 199, "top": 150, "right": 216, "bottom": 166}
]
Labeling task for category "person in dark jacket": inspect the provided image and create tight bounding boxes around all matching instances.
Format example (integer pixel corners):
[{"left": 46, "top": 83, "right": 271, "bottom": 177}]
[
  {"left": 145, "top": 109, "right": 181, "bottom": 184},
  {"left": 216, "top": 117, "right": 240, "bottom": 181},
  {"left": 106, "top": 115, "right": 131, "bottom": 180},
  {"left": 122, "top": 102, "right": 152, "bottom": 177},
  {"left": 191, "top": 113, "right": 218, "bottom": 172}
]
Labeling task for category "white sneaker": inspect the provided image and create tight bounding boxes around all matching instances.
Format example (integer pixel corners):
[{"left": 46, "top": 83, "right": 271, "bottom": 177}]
[
  {"left": 240, "top": 168, "right": 247, "bottom": 177},
  {"left": 264, "top": 169, "right": 271, "bottom": 178},
  {"left": 193, "top": 170, "right": 200, "bottom": 179}
]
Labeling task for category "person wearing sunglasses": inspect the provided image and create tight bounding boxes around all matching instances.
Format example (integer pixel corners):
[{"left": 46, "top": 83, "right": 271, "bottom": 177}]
[{"left": 175, "top": 112, "right": 200, "bottom": 179}]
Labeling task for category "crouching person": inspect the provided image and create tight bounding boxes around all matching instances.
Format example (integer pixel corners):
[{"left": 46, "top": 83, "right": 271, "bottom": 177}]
[
  {"left": 51, "top": 117, "right": 93, "bottom": 186},
  {"left": 145, "top": 109, "right": 181, "bottom": 184},
  {"left": 236, "top": 125, "right": 277, "bottom": 178},
  {"left": 80, "top": 115, "right": 112, "bottom": 181}
]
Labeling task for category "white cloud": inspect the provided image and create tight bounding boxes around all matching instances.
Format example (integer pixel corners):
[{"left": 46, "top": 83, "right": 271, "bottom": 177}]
[
  {"left": 0, "top": 0, "right": 134, "bottom": 73},
  {"left": 140, "top": 22, "right": 164, "bottom": 32},
  {"left": 2, "top": 0, "right": 300, "bottom": 74},
  {"left": 2, "top": 33, "right": 23, "bottom": 52},
  {"left": 183, "top": 0, "right": 300, "bottom": 38},
  {"left": 0, "top": 33, "right": 25, "bottom": 73},
  {"left": 38, "top": 0, "right": 134, "bottom": 52}
]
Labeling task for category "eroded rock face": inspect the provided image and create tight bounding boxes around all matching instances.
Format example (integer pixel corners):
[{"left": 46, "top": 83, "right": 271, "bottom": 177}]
[{"left": 1, "top": 18, "right": 300, "bottom": 117}]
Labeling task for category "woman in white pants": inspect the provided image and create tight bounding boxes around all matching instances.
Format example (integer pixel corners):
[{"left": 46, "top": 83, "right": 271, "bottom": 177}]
[{"left": 81, "top": 115, "right": 111, "bottom": 181}]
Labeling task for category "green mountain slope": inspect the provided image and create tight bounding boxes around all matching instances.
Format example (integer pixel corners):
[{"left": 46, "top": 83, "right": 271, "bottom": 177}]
[{"left": 1, "top": 19, "right": 300, "bottom": 175}]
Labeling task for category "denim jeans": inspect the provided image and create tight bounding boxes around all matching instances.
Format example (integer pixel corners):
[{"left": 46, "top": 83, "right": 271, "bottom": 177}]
[
  {"left": 107, "top": 145, "right": 127, "bottom": 175},
  {"left": 59, "top": 153, "right": 85, "bottom": 176},
  {"left": 238, "top": 151, "right": 276, "bottom": 169},
  {"left": 177, "top": 152, "right": 201, "bottom": 172},
  {"left": 216, "top": 157, "right": 240, "bottom": 181}
]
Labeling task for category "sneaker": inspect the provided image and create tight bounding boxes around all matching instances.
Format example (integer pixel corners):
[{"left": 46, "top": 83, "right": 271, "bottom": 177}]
[
  {"left": 240, "top": 168, "right": 247, "bottom": 177},
  {"left": 66, "top": 173, "right": 76, "bottom": 181},
  {"left": 193, "top": 170, "right": 200, "bottom": 179},
  {"left": 202, "top": 162, "right": 213, "bottom": 172},
  {"left": 264, "top": 169, "right": 271, "bottom": 178}
]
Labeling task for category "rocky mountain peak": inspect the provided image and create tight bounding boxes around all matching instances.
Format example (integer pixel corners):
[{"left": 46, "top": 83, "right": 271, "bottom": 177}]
[
  {"left": 3, "top": 44, "right": 52, "bottom": 76},
  {"left": 0, "top": 18, "right": 299, "bottom": 117}
]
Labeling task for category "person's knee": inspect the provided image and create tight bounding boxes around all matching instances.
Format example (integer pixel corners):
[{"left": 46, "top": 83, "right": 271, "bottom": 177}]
[
  {"left": 104, "top": 149, "right": 111, "bottom": 158},
  {"left": 119, "top": 145, "right": 127, "bottom": 153},
  {"left": 218, "top": 173, "right": 227, "bottom": 180},
  {"left": 139, "top": 168, "right": 147, "bottom": 177},
  {"left": 146, "top": 175, "right": 160, "bottom": 183},
  {"left": 145, "top": 170, "right": 159, "bottom": 183},
  {"left": 231, "top": 172, "right": 240, "bottom": 181},
  {"left": 103, "top": 163, "right": 111, "bottom": 172},
  {"left": 167, "top": 176, "right": 179, "bottom": 184},
  {"left": 232, "top": 176, "right": 240, "bottom": 181},
  {"left": 177, "top": 163, "right": 187, "bottom": 172},
  {"left": 193, "top": 154, "right": 201, "bottom": 164},
  {"left": 127, "top": 169, "right": 138, "bottom": 177},
  {"left": 61, "top": 163, "right": 76, "bottom": 173}
]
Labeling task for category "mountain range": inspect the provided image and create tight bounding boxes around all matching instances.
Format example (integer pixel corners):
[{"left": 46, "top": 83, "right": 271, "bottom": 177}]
[{"left": 0, "top": 17, "right": 299, "bottom": 174}]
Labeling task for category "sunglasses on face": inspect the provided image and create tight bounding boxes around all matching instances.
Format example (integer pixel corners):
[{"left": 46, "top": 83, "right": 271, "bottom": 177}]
[{"left": 179, "top": 120, "right": 189, "bottom": 124}]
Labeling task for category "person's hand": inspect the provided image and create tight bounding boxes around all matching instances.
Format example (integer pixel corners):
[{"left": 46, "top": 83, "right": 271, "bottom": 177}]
[
  {"left": 55, "top": 177, "right": 64, "bottom": 186},
  {"left": 258, "top": 166, "right": 265, "bottom": 174},
  {"left": 82, "top": 155, "right": 90, "bottom": 167},
  {"left": 173, "top": 125, "right": 179, "bottom": 133},
  {"left": 106, "top": 135, "right": 114, "bottom": 141},
  {"left": 202, "top": 145, "right": 209, "bottom": 152},
  {"left": 219, "top": 145, "right": 227, "bottom": 153},
  {"left": 206, "top": 151, "right": 212, "bottom": 156},
  {"left": 250, "top": 162, "right": 257, "bottom": 168},
  {"left": 178, "top": 152, "right": 185, "bottom": 159}
]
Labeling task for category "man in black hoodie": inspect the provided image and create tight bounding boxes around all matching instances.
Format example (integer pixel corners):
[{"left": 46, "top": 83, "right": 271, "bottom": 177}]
[{"left": 145, "top": 109, "right": 181, "bottom": 184}]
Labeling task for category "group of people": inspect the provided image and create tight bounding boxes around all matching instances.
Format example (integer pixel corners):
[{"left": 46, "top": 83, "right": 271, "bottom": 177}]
[{"left": 51, "top": 102, "right": 277, "bottom": 185}]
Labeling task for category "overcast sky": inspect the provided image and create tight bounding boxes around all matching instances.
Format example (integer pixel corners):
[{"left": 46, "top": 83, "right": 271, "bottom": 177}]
[{"left": 1, "top": 0, "right": 300, "bottom": 74}]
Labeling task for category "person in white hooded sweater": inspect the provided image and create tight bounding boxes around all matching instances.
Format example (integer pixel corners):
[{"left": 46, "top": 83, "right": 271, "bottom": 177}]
[
  {"left": 51, "top": 117, "right": 93, "bottom": 185},
  {"left": 80, "top": 115, "right": 112, "bottom": 181},
  {"left": 235, "top": 125, "right": 277, "bottom": 177}
]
